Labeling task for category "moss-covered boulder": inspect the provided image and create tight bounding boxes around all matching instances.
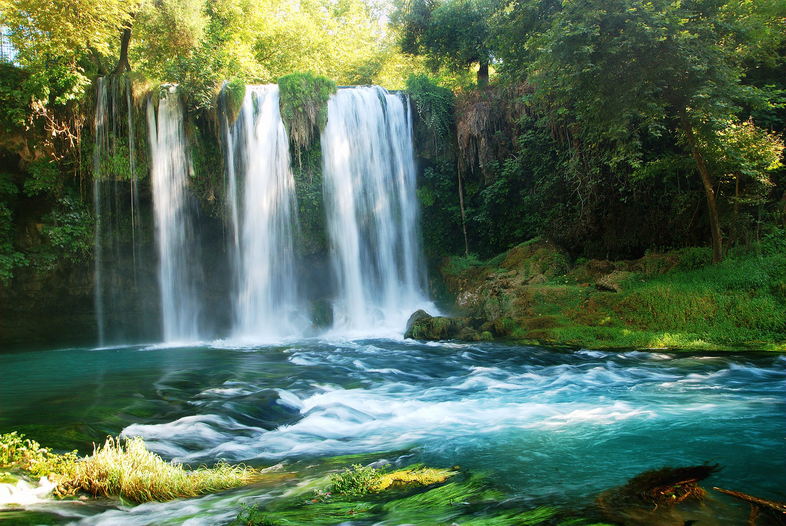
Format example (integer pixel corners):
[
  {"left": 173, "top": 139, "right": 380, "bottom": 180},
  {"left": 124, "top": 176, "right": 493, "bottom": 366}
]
[{"left": 404, "top": 310, "right": 475, "bottom": 340}]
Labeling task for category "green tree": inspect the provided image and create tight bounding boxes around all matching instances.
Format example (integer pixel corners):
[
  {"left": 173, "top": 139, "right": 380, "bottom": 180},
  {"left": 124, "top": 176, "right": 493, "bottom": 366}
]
[
  {"left": 393, "top": 0, "right": 496, "bottom": 86},
  {"left": 511, "top": 0, "right": 785, "bottom": 262}
]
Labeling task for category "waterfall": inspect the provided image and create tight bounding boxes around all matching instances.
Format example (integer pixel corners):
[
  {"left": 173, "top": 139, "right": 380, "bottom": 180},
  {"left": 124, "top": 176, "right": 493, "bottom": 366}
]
[
  {"left": 92, "top": 76, "right": 149, "bottom": 346},
  {"left": 93, "top": 78, "right": 108, "bottom": 345},
  {"left": 225, "top": 85, "right": 305, "bottom": 340},
  {"left": 147, "top": 87, "right": 202, "bottom": 343},
  {"left": 321, "top": 86, "right": 429, "bottom": 334}
]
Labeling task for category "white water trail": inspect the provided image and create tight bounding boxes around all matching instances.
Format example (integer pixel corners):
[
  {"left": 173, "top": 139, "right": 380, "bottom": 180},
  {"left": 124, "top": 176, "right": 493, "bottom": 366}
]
[
  {"left": 147, "top": 88, "right": 202, "bottom": 343},
  {"left": 225, "top": 85, "right": 305, "bottom": 341},
  {"left": 322, "top": 87, "right": 431, "bottom": 335},
  {"left": 92, "top": 78, "right": 108, "bottom": 345}
]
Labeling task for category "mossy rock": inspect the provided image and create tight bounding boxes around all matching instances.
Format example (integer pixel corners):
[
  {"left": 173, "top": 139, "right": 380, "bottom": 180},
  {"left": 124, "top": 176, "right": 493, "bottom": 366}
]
[{"left": 403, "top": 310, "right": 473, "bottom": 341}]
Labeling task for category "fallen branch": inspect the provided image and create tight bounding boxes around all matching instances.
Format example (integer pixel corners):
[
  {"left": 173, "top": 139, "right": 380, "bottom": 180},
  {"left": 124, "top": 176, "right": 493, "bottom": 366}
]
[{"left": 713, "top": 487, "right": 786, "bottom": 513}]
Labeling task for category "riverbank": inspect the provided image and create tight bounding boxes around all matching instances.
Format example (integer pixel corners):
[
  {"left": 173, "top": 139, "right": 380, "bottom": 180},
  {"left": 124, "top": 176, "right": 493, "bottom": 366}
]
[{"left": 416, "top": 239, "right": 786, "bottom": 351}]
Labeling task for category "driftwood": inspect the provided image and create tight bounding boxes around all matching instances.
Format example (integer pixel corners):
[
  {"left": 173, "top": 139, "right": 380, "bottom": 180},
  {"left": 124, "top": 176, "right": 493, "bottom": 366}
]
[{"left": 713, "top": 487, "right": 786, "bottom": 526}]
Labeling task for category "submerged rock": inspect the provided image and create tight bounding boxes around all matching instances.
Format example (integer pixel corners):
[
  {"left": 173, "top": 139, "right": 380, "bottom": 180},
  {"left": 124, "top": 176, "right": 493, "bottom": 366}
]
[{"left": 597, "top": 464, "right": 720, "bottom": 525}]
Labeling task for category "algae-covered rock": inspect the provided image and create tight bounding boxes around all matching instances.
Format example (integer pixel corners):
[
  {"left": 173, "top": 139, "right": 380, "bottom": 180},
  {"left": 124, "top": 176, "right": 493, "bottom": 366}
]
[
  {"left": 404, "top": 309, "right": 432, "bottom": 338},
  {"left": 404, "top": 310, "right": 473, "bottom": 341}
]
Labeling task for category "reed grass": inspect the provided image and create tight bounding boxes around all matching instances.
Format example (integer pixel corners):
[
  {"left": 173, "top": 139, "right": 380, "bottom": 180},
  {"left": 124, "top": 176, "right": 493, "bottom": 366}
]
[
  {"left": 1, "top": 432, "right": 259, "bottom": 503},
  {"left": 58, "top": 436, "right": 258, "bottom": 502}
]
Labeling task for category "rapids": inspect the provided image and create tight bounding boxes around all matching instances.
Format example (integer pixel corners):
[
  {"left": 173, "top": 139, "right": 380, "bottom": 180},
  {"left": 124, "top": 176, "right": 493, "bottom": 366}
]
[{"left": 0, "top": 341, "right": 783, "bottom": 524}]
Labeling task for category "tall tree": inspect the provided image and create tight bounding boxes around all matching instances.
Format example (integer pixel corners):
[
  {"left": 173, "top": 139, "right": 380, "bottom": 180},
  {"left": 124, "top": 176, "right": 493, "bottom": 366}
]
[{"left": 393, "top": 0, "right": 496, "bottom": 86}]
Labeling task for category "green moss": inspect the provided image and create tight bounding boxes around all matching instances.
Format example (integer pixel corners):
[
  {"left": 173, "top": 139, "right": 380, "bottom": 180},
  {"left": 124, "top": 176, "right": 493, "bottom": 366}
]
[
  {"left": 461, "top": 507, "right": 557, "bottom": 525},
  {"left": 186, "top": 115, "right": 225, "bottom": 218},
  {"left": 291, "top": 139, "right": 327, "bottom": 256},
  {"left": 326, "top": 463, "right": 457, "bottom": 498},
  {"left": 223, "top": 78, "right": 246, "bottom": 125},
  {"left": 234, "top": 500, "right": 377, "bottom": 525},
  {"left": 278, "top": 73, "right": 336, "bottom": 153},
  {"left": 443, "top": 242, "right": 786, "bottom": 351}
]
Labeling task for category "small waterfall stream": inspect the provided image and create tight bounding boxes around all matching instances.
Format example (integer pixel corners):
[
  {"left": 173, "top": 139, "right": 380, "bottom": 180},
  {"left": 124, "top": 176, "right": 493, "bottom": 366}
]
[
  {"left": 92, "top": 76, "right": 147, "bottom": 346},
  {"left": 322, "top": 86, "right": 428, "bottom": 333},
  {"left": 147, "top": 88, "right": 203, "bottom": 343},
  {"left": 225, "top": 85, "right": 305, "bottom": 340}
]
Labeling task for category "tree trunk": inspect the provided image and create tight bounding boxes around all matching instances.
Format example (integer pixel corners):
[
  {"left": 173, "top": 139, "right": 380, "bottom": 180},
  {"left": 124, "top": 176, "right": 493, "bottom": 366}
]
[
  {"left": 781, "top": 191, "right": 786, "bottom": 230},
  {"left": 113, "top": 24, "right": 132, "bottom": 74},
  {"left": 681, "top": 116, "right": 723, "bottom": 263},
  {"left": 477, "top": 61, "right": 489, "bottom": 87}
]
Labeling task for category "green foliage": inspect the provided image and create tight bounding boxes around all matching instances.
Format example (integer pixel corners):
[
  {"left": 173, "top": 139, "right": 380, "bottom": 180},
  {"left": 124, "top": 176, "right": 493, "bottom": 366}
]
[
  {"left": 41, "top": 196, "right": 93, "bottom": 263},
  {"left": 0, "top": 63, "right": 30, "bottom": 131},
  {"left": 406, "top": 74, "right": 455, "bottom": 142},
  {"left": 186, "top": 116, "right": 225, "bottom": 217},
  {"left": 443, "top": 253, "right": 482, "bottom": 276},
  {"left": 278, "top": 73, "right": 336, "bottom": 153},
  {"left": 445, "top": 242, "right": 786, "bottom": 350},
  {"left": 0, "top": 174, "right": 26, "bottom": 283},
  {"left": 327, "top": 464, "right": 382, "bottom": 497},
  {"left": 22, "top": 159, "right": 60, "bottom": 197},
  {"left": 0, "top": 431, "right": 78, "bottom": 479},
  {"left": 223, "top": 78, "right": 246, "bottom": 124},
  {"left": 393, "top": 0, "right": 496, "bottom": 83},
  {"left": 0, "top": 202, "right": 27, "bottom": 283},
  {"left": 673, "top": 247, "right": 713, "bottom": 271}
]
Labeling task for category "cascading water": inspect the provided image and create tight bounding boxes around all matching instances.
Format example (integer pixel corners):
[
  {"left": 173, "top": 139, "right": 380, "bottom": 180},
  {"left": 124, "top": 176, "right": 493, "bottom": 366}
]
[
  {"left": 93, "top": 78, "right": 108, "bottom": 345},
  {"left": 321, "top": 86, "right": 430, "bottom": 334},
  {"left": 147, "top": 87, "right": 202, "bottom": 343},
  {"left": 92, "top": 76, "right": 148, "bottom": 346},
  {"left": 224, "top": 85, "right": 305, "bottom": 340}
]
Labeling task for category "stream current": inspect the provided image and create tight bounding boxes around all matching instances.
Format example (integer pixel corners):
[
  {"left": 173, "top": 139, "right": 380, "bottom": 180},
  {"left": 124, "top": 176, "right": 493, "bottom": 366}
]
[{"left": 0, "top": 340, "right": 784, "bottom": 524}]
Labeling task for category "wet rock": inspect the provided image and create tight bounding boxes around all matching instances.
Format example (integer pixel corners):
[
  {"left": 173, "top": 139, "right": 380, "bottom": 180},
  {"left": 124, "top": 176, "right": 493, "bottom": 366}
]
[
  {"left": 404, "top": 309, "right": 433, "bottom": 338},
  {"left": 404, "top": 310, "right": 472, "bottom": 341},
  {"left": 457, "top": 327, "right": 481, "bottom": 341},
  {"left": 310, "top": 299, "right": 334, "bottom": 329}
]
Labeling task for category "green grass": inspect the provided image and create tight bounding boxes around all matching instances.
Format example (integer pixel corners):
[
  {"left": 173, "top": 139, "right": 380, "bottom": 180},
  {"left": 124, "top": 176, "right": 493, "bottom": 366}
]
[
  {"left": 443, "top": 241, "right": 786, "bottom": 351},
  {"left": 1, "top": 432, "right": 260, "bottom": 503},
  {"left": 277, "top": 72, "right": 336, "bottom": 153}
]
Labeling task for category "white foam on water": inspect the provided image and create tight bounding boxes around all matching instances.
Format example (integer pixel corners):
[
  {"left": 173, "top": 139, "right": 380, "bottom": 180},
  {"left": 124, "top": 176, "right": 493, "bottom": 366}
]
[{"left": 0, "top": 476, "right": 57, "bottom": 507}]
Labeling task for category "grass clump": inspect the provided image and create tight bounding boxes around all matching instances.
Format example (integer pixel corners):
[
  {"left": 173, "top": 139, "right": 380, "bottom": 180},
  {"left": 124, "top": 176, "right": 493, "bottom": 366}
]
[
  {"left": 278, "top": 72, "right": 336, "bottom": 153},
  {"left": 327, "top": 463, "right": 457, "bottom": 498},
  {"left": 1, "top": 432, "right": 259, "bottom": 503},
  {"left": 60, "top": 436, "right": 258, "bottom": 502},
  {"left": 373, "top": 466, "right": 455, "bottom": 491},
  {"left": 0, "top": 431, "right": 78, "bottom": 479},
  {"left": 327, "top": 464, "right": 381, "bottom": 497}
]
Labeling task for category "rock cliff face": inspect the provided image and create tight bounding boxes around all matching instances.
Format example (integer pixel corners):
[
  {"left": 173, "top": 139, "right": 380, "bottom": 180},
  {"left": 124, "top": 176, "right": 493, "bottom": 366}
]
[{"left": 0, "top": 262, "right": 95, "bottom": 348}]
